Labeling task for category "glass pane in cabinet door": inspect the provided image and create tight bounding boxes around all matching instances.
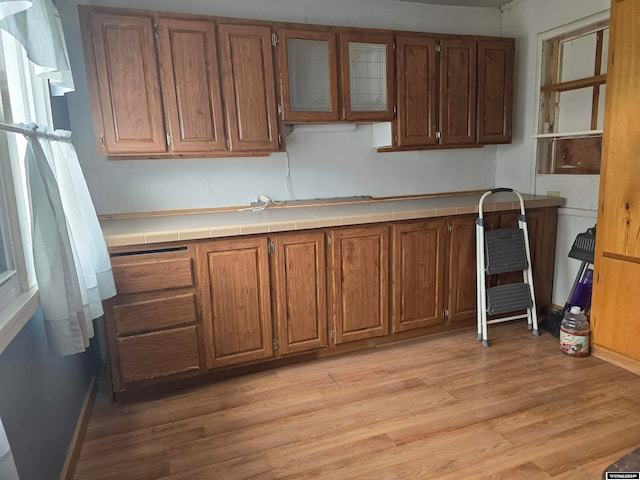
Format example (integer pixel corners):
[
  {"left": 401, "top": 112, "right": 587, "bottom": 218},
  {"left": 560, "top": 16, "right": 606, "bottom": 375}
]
[
  {"left": 287, "top": 39, "right": 331, "bottom": 112},
  {"left": 348, "top": 42, "right": 387, "bottom": 111}
]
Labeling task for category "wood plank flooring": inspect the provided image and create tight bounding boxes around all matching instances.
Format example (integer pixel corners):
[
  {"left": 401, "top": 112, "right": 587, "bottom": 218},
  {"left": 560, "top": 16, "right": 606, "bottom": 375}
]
[{"left": 74, "top": 323, "right": 640, "bottom": 479}]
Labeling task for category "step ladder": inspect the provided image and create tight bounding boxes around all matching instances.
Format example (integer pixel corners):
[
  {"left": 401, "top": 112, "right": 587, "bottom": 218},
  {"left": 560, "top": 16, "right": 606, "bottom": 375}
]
[{"left": 476, "top": 188, "right": 539, "bottom": 347}]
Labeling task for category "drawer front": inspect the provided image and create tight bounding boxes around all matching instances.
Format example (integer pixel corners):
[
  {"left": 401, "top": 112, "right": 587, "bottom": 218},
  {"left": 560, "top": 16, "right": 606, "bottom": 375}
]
[
  {"left": 112, "top": 257, "right": 194, "bottom": 294},
  {"left": 113, "top": 293, "right": 197, "bottom": 336},
  {"left": 116, "top": 325, "right": 201, "bottom": 384}
]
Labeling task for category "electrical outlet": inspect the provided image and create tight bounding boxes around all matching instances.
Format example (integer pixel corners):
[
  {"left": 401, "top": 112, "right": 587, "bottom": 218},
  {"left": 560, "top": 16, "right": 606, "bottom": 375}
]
[
  {"left": 258, "top": 195, "right": 271, "bottom": 204},
  {"left": 546, "top": 191, "right": 561, "bottom": 197}
]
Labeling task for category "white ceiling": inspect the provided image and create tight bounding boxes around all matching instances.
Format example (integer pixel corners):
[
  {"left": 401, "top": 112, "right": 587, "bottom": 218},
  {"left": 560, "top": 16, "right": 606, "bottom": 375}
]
[{"left": 395, "top": 0, "right": 513, "bottom": 8}]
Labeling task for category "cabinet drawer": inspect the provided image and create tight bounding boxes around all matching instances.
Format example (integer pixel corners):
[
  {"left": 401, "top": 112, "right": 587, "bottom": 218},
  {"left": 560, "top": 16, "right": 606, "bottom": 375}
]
[
  {"left": 116, "top": 325, "right": 201, "bottom": 384},
  {"left": 112, "top": 257, "right": 194, "bottom": 294},
  {"left": 113, "top": 292, "right": 197, "bottom": 336}
]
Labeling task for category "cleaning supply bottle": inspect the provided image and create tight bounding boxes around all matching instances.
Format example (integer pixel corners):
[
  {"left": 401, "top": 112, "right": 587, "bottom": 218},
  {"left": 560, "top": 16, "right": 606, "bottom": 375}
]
[{"left": 559, "top": 306, "right": 590, "bottom": 357}]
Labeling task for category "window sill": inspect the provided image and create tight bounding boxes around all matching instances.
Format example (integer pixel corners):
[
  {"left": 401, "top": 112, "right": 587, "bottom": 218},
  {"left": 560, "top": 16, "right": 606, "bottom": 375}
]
[{"left": 0, "top": 287, "right": 39, "bottom": 355}]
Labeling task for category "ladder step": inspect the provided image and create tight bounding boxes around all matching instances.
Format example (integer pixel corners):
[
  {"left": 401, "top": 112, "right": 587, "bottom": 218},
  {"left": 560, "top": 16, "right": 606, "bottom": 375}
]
[
  {"left": 485, "top": 228, "right": 528, "bottom": 274},
  {"left": 486, "top": 283, "right": 532, "bottom": 315}
]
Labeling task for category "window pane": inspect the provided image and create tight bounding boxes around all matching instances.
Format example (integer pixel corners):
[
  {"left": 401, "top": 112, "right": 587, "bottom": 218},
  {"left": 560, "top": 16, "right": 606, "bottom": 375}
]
[
  {"left": 349, "top": 42, "right": 387, "bottom": 111},
  {"left": 560, "top": 32, "right": 597, "bottom": 83},
  {"left": 287, "top": 39, "right": 331, "bottom": 112},
  {"left": 557, "top": 88, "right": 593, "bottom": 132}
]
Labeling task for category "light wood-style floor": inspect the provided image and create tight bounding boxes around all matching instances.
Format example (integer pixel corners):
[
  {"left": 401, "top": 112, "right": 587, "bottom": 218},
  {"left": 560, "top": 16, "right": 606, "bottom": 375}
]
[{"left": 75, "top": 323, "right": 640, "bottom": 479}]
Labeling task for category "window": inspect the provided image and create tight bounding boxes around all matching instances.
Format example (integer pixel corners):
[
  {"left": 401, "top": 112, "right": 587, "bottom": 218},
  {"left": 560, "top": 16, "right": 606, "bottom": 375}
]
[
  {"left": 0, "top": 29, "right": 49, "bottom": 351},
  {"left": 536, "top": 20, "right": 609, "bottom": 175}
]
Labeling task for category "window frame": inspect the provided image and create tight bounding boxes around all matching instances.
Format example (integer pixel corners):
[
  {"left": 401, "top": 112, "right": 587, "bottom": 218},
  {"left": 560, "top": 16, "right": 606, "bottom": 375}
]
[
  {"left": 0, "top": 30, "right": 44, "bottom": 354},
  {"left": 533, "top": 11, "right": 610, "bottom": 176}
]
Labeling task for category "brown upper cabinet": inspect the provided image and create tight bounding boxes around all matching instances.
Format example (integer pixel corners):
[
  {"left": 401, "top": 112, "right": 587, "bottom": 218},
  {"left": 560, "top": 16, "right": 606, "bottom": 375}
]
[
  {"left": 340, "top": 32, "right": 395, "bottom": 122},
  {"left": 394, "top": 35, "right": 513, "bottom": 149},
  {"left": 83, "top": 11, "right": 167, "bottom": 155},
  {"left": 439, "top": 38, "right": 477, "bottom": 145},
  {"left": 395, "top": 35, "right": 438, "bottom": 147},
  {"left": 277, "top": 29, "right": 340, "bottom": 123},
  {"left": 156, "top": 18, "right": 227, "bottom": 153},
  {"left": 477, "top": 39, "right": 514, "bottom": 144},
  {"left": 278, "top": 29, "right": 394, "bottom": 123},
  {"left": 218, "top": 24, "right": 280, "bottom": 152},
  {"left": 80, "top": 6, "right": 514, "bottom": 157}
]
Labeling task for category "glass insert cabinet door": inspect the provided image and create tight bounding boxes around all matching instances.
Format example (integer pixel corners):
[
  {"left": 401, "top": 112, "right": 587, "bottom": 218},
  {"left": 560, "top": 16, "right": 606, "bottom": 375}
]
[
  {"left": 340, "top": 32, "right": 394, "bottom": 121},
  {"left": 277, "top": 30, "right": 339, "bottom": 122}
]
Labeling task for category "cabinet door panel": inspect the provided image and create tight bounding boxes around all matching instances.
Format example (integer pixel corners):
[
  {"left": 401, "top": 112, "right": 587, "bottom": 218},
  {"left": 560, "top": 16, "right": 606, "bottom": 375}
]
[
  {"left": 439, "top": 39, "right": 477, "bottom": 145},
  {"left": 340, "top": 32, "right": 395, "bottom": 121},
  {"left": 272, "top": 232, "right": 327, "bottom": 354},
  {"left": 88, "top": 12, "right": 166, "bottom": 154},
  {"left": 331, "top": 226, "right": 389, "bottom": 343},
  {"left": 199, "top": 238, "right": 272, "bottom": 368},
  {"left": 396, "top": 36, "right": 438, "bottom": 147},
  {"left": 592, "top": 257, "right": 640, "bottom": 361},
  {"left": 392, "top": 219, "right": 445, "bottom": 332},
  {"left": 219, "top": 24, "right": 279, "bottom": 152},
  {"left": 278, "top": 30, "right": 339, "bottom": 123},
  {"left": 477, "top": 40, "right": 514, "bottom": 144},
  {"left": 157, "top": 18, "right": 226, "bottom": 153}
]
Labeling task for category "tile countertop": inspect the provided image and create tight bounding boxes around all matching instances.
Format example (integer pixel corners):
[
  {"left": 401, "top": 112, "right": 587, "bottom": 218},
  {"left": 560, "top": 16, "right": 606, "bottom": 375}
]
[{"left": 100, "top": 192, "right": 565, "bottom": 248}]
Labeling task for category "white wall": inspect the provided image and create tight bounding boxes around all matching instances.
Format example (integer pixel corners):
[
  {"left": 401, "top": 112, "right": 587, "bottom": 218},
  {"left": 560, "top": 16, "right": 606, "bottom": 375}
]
[
  {"left": 496, "top": 0, "right": 608, "bottom": 306},
  {"left": 57, "top": 0, "right": 502, "bottom": 215}
]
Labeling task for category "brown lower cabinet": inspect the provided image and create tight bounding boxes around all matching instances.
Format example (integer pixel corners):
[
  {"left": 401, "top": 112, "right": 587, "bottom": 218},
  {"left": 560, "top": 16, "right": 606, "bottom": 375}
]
[
  {"left": 103, "top": 207, "right": 557, "bottom": 396},
  {"left": 329, "top": 225, "right": 390, "bottom": 344}
]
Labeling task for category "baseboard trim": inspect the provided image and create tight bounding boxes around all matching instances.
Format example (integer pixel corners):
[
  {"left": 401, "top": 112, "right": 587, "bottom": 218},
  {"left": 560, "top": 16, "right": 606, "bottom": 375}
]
[
  {"left": 60, "top": 374, "right": 97, "bottom": 480},
  {"left": 591, "top": 345, "right": 640, "bottom": 377}
]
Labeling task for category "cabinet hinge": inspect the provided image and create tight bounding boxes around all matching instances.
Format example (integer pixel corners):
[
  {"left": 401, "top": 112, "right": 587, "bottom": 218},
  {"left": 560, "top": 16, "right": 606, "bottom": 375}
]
[
  {"left": 166, "top": 133, "right": 172, "bottom": 146},
  {"left": 154, "top": 23, "right": 159, "bottom": 38},
  {"left": 436, "top": 131, "right": 441, "bottom": 141},
  {"left": 277, "top": 104, "right": 282, "bottom": 116},
  {"left": 327, "top": 235, "right": 332, "bottom": 247},
  {"left": 435, "top": 43, "right": 441, "bottom": 53},
  {"left": 393, "top": 42, "right": 396, "bottom": 50},
  {"left": 445, "top": 309, "right": 449, "bottom": 319},
  {"left": 278, "top": 134, "right": 282, "bottom": 147},
  {"left": 330, "top": 329, "right": 335, "bottom": 339},
  {"left": 446, "top": 222, "right": 452, "bottom": 234},
  {"left": 272, "top": 338, "right": 279, "bottom": 351},
  {"left": 393, "top": 105, "right": 397, "bottom": 116},
  {"left": 268, "top": 240, "right": 275, "bottom": 254},
  {"left": 100, "top": 134, "right": 105, "bottom": 147},
  {"left": 272, "top": 33, "right": 278, "bottom": 47},
  {"left": 87, "top": 21, "right": 91, "bottom": 35}
]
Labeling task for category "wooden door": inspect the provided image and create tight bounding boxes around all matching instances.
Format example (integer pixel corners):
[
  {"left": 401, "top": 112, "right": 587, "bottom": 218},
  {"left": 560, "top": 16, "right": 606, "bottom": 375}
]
[
  {"left": 156, "top": 18, "right": 226, "bottom": 153},
  {"left": 86, "top": 11, "right": 166, "bottom": 154},
  {"left": 395, "top": 35, "right": 438, "bottom": 147},
  {"left": 197, "top": 238, "right": 273, "bottom": 368},
  {"left": 330, "top": 226, "right": 389, "bottom": 343},
  {"left": 595, "top": 0, "right": 640, "bottom": 259},
  {"left": 439, "top": 38, "right": 477, "bottom": 145},
  {"left": 340, "top": 32, "right": 395, "bottom": 122},
  {"left": 271, "top": 232, "right": 327, "bottom": 354},
  {"left": 218, "top": 24, "right": 279, "bottom": 152},
  {"left": 277, "top": 29, "right": 339, "bottom": 123},
  {"left": 477, "top": 39, "right": 514, "bottom": 144},
  {"left": 391, "top": 219, "right": 445, "bottom": 332},
  {"left": 591, "top": 0, "right": 640, "bottom": 370}
]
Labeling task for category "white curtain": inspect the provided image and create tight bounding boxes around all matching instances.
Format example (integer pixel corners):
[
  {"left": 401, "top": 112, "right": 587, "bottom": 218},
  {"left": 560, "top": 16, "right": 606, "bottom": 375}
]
[
  {"left": 23, "top": 123, "right": 115, "bottom": 356},
  {"left": 0, "top": 0, "right": 74, "bottom": 95}
]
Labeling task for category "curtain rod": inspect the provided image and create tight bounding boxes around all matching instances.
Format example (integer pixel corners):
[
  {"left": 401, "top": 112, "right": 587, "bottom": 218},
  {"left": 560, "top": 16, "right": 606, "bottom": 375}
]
[{"left": 0, "top": 121, "right": 72, "bottom": 143}]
